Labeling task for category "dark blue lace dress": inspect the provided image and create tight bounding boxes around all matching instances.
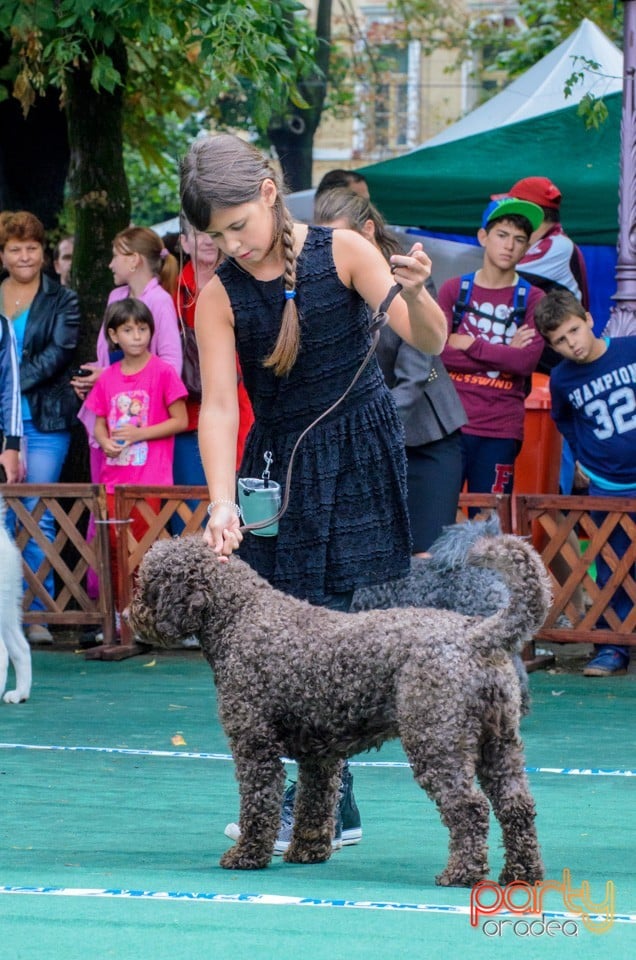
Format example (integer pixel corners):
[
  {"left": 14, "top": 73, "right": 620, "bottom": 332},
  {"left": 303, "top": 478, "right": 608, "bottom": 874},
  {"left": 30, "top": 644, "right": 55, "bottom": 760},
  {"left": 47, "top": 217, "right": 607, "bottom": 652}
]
[{"left": 216, "top": 226, "right": 411, "bottom": 603}]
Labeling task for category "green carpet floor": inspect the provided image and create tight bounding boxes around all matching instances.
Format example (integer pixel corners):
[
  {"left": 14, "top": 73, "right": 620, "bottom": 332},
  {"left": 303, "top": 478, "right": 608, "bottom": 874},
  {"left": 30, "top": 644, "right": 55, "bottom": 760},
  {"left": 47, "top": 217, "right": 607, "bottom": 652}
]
[{"left": 1, "top": 651, "right": 634, "bottom": 959}]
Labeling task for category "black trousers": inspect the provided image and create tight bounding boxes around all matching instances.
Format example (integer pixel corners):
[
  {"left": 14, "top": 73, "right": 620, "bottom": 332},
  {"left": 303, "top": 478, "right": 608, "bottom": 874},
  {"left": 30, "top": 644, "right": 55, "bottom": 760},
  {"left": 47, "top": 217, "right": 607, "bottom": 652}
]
[{"left": 406, "top": 430, "right": 463, "bottom": 553}]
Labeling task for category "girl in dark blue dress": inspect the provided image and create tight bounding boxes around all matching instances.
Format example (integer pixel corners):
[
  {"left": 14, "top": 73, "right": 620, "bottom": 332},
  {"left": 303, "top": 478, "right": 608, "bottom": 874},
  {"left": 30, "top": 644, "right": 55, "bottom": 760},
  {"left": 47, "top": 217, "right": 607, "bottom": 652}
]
[
  {"left": 180, "top": 134, "right": 446, "bottom": 595},
  {"left": 179, "top": 132, "right": 447, "bottom": 850}
]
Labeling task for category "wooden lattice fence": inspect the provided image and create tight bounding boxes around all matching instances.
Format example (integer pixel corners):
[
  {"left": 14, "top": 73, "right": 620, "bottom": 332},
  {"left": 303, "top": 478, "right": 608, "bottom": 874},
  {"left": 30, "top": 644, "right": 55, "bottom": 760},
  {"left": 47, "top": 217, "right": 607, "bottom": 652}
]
[
  {"left": 515, "top": 494, "right": 636, "bottom": 646},
  {"left": 2, "top": 483, "right": 116, "bottom": 644},
  {"left": 4, "top": 484, "right": 634, "bottom": 660}
]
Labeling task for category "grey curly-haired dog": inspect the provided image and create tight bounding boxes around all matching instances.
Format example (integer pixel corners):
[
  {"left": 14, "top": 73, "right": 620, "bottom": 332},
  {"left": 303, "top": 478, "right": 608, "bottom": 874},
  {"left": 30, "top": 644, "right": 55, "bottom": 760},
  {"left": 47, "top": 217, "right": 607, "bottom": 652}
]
[
  {"left": 351, "top": 515, "right": 532, "bottom": 713},
  {"left": 129, "top": 533, "right": 550, "bottom": 886},
  {"left": 352, "top": 514, "right": 508, "bottom": 613}
]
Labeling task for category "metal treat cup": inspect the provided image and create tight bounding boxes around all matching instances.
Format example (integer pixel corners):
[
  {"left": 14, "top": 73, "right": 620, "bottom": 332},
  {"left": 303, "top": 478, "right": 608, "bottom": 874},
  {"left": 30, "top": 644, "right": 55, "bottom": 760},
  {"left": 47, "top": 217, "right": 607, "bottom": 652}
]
[{"left": 237, "top": 478, "right": 282, "bottom": 536}]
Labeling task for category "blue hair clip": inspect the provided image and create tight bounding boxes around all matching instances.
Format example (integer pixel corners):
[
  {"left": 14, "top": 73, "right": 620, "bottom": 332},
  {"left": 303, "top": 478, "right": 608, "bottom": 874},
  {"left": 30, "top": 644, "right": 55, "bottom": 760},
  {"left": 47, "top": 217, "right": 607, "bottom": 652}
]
[{"left": 284, "top": 289, "right": 296, "bottom": 300}]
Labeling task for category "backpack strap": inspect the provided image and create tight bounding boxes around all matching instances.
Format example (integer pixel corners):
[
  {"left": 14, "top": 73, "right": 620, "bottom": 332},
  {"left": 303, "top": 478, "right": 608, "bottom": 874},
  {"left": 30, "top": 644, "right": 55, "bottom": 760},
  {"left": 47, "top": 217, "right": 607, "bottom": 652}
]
[
  {"left": 451, "top": 273, "right": 475, "bottom": 332},
  {"left": 452, "top": 273, "right": 531, "bottom": 333},
  {"left": 509, "top": 276, "right": 532, "bottom": 326}
]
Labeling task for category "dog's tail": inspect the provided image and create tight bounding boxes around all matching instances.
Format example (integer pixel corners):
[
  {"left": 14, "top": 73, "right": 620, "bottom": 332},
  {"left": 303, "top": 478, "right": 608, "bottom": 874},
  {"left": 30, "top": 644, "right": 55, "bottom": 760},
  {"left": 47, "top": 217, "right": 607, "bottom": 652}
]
[{"left": 467, "top": 535, "right": 552, "bottom": 654}]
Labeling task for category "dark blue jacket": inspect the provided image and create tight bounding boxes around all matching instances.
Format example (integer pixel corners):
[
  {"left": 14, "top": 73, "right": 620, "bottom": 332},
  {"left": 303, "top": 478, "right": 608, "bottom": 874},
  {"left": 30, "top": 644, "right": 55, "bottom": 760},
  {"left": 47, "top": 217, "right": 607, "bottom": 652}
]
[{"left": 0, "top": 314, "right": 22, "bottom": 448}]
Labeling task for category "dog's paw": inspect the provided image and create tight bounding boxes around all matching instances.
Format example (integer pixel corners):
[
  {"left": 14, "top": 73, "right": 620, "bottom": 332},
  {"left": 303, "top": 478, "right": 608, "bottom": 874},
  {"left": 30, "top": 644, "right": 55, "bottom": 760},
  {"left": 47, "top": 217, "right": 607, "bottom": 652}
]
[
  {"left": 436, "top": 864, "right": 488, "bottom": 887},
  {"left": 219, "top": 845, "right": 271, "bottom": 870},
  {"left": 2, "top": 689, "right": 29, "bottom": 704},
  {"left": 499, "top": 860, "right": 544, "bottom": 886},
  {"left": 283, "top": 839, "right": 334, "bottom": 864}
]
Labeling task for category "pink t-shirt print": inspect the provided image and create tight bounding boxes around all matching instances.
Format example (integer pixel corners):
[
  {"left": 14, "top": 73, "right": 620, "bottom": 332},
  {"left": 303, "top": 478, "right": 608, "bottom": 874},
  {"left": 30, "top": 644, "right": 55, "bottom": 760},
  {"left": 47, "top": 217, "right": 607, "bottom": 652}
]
[{"left": 109, "top": 391, "right": 149, "bottom": 467}]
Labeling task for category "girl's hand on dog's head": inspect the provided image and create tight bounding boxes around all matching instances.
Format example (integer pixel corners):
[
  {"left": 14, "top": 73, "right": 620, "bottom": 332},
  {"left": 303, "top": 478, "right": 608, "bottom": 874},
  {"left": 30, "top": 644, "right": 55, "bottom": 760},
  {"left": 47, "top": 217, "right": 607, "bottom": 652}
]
[{"left": 204, "top": 506, "right": 243, "bottom": 556}]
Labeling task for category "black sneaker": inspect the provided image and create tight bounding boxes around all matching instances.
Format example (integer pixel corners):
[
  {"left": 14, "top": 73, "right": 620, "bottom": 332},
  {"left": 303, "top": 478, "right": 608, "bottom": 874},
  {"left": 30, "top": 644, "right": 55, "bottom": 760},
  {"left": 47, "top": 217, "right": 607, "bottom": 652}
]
[
  {"left": 339, "top": 762, "right": 362, "bottom": 845},
  {"left": 272, "top": 780, "right": 343, "bottom": 854}
]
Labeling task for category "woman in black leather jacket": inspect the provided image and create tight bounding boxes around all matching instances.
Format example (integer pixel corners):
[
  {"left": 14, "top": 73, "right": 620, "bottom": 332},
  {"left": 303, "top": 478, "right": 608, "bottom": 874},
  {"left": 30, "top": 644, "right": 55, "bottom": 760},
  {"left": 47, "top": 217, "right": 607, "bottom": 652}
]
[{"left": 0, "top": 211, "right": 80, "bottom": 644}]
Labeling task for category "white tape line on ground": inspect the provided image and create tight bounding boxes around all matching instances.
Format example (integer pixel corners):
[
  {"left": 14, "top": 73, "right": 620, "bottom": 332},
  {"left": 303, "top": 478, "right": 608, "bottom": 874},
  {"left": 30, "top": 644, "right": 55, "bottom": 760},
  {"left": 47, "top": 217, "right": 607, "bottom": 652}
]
[
  {"left": 0, "top": 885, "right": 634, "bottom": 925},
  {"left": 0, "top": 743, "right": 635, "bottom": 777},
  {"left": 0, "top": 884, "right": 468, "bottom": 913}
]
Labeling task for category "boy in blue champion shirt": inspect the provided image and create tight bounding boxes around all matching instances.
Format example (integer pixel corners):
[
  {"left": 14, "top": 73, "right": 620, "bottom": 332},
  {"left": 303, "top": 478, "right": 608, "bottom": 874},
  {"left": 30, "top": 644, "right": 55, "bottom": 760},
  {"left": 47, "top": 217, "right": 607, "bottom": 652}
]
[{"left": 534, "top": 290, "right": 636, "bottom": 677}]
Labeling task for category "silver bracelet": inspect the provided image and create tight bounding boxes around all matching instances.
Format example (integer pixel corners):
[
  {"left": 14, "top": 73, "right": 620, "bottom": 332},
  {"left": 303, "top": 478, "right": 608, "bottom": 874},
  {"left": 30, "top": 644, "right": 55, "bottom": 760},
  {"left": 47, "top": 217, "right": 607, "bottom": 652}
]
[{"left": 207, "top": 499, "right": 241, "bottom": 518}]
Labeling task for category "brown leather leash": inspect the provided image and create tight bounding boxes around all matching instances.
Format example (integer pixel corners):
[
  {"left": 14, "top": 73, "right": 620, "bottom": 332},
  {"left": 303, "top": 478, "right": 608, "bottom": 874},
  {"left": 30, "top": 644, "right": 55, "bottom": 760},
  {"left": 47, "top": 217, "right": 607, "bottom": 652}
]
[{"left": 239, "top": 282, "right": 403, "bottom": 534}]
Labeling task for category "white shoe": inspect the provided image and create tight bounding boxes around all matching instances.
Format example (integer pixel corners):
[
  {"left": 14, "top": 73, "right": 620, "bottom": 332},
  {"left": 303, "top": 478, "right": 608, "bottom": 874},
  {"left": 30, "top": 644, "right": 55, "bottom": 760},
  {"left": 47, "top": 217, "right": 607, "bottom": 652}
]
[
  {"left": 181, "top": 635, "right": 200, "bottom": 649},
  {"left": 224, "top": 820, "right": 342, "bottom": 855},
  {"left": 224, "top": 821, "right": 299, "bottom": 855},
  {"left": 27, "top": 625, "right": 53, "bottom": 645}
]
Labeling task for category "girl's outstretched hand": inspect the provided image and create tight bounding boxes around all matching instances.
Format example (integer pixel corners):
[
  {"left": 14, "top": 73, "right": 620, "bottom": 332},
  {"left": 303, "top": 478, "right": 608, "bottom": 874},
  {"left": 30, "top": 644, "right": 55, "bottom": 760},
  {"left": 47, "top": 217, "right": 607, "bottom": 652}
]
[
  {"left": 389, "top": 243, "right": 432, "bottom": 299},
  {"left": 204, "top": 503, "right": 243, "bottom": 556}
]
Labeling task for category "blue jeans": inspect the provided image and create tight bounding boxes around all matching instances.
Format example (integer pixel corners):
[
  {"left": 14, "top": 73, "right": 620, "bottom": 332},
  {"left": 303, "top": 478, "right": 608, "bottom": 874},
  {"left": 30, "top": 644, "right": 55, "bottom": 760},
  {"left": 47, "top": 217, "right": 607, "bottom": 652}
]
[
  {"left": 171, "top": 430, "right": 207, "bottom": 535},
  {"left": 6, "top": 421, "right": 70, "bottom": 616},
  {"left": 589, "top": 481, "right": 636, "bottom": 655}
]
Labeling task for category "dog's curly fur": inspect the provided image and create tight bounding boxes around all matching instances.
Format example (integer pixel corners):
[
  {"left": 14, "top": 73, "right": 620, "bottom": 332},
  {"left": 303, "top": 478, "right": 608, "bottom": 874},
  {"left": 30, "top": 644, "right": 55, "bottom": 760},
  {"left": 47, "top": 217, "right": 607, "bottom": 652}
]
[
  {"left": 0, "top": 494, "right": 32, "bottom": 704},
  {"left": 352, "top": 515, "right": 508, "bottom": 613},
  {"left": 129, "top": 533, "right": 550, "bottom": 886},
  {"left": 351, "top": 516, "right": 532, "bottom": 713}
]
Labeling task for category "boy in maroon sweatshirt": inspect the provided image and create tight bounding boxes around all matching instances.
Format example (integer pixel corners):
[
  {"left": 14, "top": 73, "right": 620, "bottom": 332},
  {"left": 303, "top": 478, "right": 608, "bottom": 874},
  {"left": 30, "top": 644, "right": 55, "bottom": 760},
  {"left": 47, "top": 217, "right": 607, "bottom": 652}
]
[{"left": 438, "top": 197, "right": 545, "bottom": 496}]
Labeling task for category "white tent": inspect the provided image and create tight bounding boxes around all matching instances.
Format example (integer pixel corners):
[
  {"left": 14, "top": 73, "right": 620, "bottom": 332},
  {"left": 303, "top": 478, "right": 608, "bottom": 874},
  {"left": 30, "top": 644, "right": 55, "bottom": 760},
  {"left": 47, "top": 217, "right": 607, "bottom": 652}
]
[{"left": 421, "top": 18, "right": 622, "bottom": 148}]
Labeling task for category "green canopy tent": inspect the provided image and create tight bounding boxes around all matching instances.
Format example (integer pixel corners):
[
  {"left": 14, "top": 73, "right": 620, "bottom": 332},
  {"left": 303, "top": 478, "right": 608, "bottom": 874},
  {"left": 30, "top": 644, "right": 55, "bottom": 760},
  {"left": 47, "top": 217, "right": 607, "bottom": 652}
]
[{"left": 360, "top": 91, "right": 621, "bottom": 247}]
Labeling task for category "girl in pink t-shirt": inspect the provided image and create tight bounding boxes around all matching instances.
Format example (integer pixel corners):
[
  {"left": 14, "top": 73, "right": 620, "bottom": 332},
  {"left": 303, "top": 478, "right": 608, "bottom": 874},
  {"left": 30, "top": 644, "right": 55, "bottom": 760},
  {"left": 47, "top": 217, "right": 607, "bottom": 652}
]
[
  {"left": 84, "top": 297, "right": 187, "bottom": 612},
  {"left": 86, "top": 297, "right": 188, "bottom": 490}
]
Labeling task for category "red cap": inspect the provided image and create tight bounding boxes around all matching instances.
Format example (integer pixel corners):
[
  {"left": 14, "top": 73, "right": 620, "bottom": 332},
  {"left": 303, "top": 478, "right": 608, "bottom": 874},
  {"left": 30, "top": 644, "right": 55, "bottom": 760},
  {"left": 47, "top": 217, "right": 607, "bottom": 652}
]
[{"left": 507, "top": 176, "right": 561, "bottom": 209}]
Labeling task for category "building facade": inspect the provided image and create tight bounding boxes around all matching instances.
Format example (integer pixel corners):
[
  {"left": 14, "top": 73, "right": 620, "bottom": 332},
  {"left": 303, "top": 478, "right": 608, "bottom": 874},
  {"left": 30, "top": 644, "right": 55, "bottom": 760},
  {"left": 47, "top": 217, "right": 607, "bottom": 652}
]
[{"left": 306, "top": 0, "right": 520, "bottom": 182}]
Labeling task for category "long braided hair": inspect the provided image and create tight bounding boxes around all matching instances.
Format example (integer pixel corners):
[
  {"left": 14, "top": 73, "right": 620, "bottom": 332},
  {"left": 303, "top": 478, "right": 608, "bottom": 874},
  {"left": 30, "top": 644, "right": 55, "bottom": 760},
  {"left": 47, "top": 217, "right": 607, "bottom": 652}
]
[{"left": 180, "top": 134, "right": 299, "bottom": 376}]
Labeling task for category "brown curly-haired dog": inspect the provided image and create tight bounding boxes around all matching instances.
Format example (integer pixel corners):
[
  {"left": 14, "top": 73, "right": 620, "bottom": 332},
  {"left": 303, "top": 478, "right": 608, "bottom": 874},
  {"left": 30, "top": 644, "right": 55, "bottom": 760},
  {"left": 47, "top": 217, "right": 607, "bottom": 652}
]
[{"left": 128, "top": 533, "right": 550, "bottom": 886}]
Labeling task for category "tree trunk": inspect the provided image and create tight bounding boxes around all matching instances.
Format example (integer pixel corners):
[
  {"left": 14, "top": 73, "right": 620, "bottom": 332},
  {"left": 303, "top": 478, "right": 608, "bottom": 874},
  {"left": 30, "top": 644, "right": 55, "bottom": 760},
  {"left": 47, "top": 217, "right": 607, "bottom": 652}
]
[
  {"left": 268, "top": 0, "right": 332, "bottom": 191},
  {"left": 268, "top": 119, "right": 318, "bottom": 191},
  {"left": 62, "top": 36, "right": 131, "bottom": 482}
]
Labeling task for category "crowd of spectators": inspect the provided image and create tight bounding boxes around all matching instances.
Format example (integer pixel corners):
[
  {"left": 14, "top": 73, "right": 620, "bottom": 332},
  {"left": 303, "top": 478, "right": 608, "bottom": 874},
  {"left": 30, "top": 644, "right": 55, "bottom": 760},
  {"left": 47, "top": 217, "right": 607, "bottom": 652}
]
[{"left": 0, "top": 165, "right": 633, "bottom": 676}]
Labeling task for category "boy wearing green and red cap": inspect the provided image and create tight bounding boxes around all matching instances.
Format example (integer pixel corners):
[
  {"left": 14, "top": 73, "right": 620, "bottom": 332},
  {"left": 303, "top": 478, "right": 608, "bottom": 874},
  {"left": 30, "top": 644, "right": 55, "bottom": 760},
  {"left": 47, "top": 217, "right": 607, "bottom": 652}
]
[{"left": 438, "top": 196, "right": 545, "bottom": 497}]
